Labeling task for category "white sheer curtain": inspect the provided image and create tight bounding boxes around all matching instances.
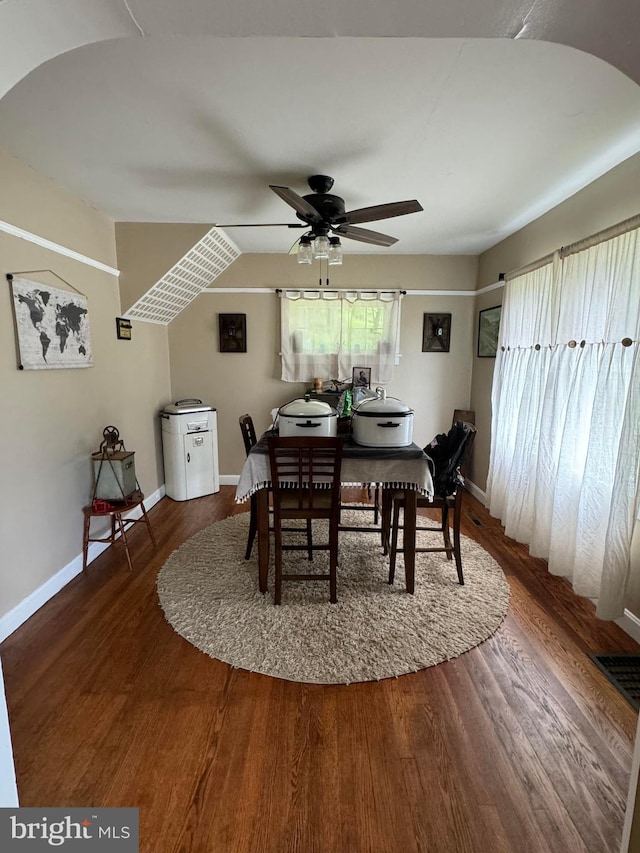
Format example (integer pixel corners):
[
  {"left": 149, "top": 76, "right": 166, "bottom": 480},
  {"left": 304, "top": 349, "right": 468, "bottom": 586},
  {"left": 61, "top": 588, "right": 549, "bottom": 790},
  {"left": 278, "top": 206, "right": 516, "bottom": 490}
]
[
  {"left": 279, "top": 289, "right": 402, "bottom": 383},
  {"left": 486, "top": 230, "right": 640, "bottom": 619}
]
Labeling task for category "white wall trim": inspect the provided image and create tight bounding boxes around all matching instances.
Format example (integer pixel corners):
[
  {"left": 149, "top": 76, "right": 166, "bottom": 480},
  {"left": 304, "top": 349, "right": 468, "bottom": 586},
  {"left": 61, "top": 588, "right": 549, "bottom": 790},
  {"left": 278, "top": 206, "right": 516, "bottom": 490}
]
[
  {"left": 476, "top": 280, "right": 505, "bottom": 295},
  {"left": 465, "top": 479, "right": 487, "bottom": 505},
  {"left": 616, "top": 609, "right": 640, "bottom": 645},
  {"left": 219, "top": 474, "right": 240, "bottom": 486},
  {"left": 0, "top": 486, "right": 165, "bottom": 644},
  {"left": 0, "top": 219, "right": 120, "bottom": 277}
]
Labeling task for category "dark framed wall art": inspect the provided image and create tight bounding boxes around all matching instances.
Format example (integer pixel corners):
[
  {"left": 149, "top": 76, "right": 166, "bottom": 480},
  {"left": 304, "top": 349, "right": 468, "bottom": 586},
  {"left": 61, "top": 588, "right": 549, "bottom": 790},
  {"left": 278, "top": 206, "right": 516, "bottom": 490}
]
[
  {"left": 218, "top": 313, "right": 247, "bottom": 353},
  {"left": 422, "top": 313, "right": 451, "bottom": 352},
  {"left": 116, "top": 317, "right": 132, "bottom": 340},
  {"left": 478, "top": 305, "right": 502, "bottom": 358}
]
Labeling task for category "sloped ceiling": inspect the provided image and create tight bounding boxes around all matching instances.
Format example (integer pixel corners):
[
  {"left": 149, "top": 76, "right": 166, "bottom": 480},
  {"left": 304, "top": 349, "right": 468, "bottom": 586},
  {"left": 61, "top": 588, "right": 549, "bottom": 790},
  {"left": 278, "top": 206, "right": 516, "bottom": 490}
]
[{"left": 1, "top": 0, "right": 639, "bottom": 255}]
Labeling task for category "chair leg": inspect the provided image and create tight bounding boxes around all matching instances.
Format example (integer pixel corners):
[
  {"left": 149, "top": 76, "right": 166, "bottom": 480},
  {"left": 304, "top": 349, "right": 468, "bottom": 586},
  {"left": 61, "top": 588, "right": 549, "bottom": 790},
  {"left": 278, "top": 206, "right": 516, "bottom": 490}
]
[
  {"left": 381, "top": 489, "right": 392, "bottom": 554},
  {"left": 245, "top": 494, "right": 258, "bottom": 560},
  {"left": 442, "top": 504, "right": 453, "bottom": 559},
  {"left": 388, "top": 500, "right": 401, "bottom": 584},
  {"left": 453, "top": 495, "right": 464, "bottom": 585},
  {"left": 115, "top": 512, "right": 133, "bottom": 572},
  {"left": 306, "top": 519, "right": 313, "bottom": 560},
  {"left": 373, "top": 485, "right": 380, "bottom": 526},
  {"left": 139, "top": 500, "right": 156, "bottom": 547},
  {"left": 82, "top": 514, "right": 91, "bottom": 573},
  {"left": 329, "top": 519, "right": 338, "bottom": 604},
  {"left": 274, "top": 521, "right": 283, "bottom": 605}
]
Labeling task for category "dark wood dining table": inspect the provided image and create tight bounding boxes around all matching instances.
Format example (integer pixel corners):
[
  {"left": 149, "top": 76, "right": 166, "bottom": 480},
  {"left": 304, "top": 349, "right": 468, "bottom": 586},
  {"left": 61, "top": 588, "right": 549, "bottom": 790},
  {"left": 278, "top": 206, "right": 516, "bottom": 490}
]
[{"left": 235, "top": 431, "right": 434, "bottom": 595}]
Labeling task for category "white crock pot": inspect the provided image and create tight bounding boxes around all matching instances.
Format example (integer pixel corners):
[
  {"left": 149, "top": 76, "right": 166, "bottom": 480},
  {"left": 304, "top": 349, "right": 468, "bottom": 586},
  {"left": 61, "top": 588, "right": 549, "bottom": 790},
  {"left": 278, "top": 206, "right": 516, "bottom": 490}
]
[
  {"left": 352, "top": 387, "right": 414, "bottom": 447},
  {"left": 278, "top": 395, "right": 338, "bottom": 437}
]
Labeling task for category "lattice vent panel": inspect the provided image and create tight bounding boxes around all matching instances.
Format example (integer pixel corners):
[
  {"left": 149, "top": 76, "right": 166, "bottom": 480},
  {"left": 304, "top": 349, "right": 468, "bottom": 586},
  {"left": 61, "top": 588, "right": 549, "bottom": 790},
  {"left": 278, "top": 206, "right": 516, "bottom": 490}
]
[{"left": 125, "top": 227, "right": 240, "bottom": 324}]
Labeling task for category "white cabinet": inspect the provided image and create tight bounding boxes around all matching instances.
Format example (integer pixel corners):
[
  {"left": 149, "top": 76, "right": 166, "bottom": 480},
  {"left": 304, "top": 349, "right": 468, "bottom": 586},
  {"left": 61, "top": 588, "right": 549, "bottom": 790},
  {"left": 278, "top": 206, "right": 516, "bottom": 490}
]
[{"left": 160, "top": 400, "right": 220, "bottom": 501}]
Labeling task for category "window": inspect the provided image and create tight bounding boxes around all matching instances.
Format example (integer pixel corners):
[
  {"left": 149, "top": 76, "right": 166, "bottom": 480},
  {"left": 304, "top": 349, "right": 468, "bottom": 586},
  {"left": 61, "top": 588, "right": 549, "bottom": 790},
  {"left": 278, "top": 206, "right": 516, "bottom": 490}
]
[{"left": 279, "top": 290, "right": 402, "bottom": 383}]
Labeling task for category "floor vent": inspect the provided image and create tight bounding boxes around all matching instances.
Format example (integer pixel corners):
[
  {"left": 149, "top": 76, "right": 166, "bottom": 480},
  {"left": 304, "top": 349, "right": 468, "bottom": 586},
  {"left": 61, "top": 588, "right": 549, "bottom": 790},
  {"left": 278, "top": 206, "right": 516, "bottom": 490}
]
[
  {"left": 124, "top": 227, "right": 240, "bottom": 324},
  {"left": 590, "top": 654, "right": 640, "bottom": 710}
]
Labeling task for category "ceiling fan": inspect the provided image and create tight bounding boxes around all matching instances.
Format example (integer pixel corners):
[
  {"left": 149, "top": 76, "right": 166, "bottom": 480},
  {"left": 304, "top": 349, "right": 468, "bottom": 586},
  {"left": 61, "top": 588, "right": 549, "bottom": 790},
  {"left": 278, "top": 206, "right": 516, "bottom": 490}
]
[{"left": 216, "top": 175, "right": 423, "bottom": 258}]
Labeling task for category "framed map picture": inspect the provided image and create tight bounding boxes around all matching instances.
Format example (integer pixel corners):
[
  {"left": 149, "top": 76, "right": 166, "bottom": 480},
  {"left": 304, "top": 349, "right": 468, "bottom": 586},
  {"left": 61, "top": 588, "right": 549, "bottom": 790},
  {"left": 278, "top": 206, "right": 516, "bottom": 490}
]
[
  {"left": 9, "top": 276, "right": 93, "bottom": 369},
  {"left": 478, "top": 305, "right": 502, "bottom": 358}
]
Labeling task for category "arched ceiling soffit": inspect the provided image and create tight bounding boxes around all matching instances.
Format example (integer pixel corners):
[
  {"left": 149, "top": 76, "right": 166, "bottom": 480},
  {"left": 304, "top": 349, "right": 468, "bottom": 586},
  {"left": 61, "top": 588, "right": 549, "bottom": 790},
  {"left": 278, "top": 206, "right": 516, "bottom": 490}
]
[{"left": 2, "top": 0, "right": 640, "bottom": 103}]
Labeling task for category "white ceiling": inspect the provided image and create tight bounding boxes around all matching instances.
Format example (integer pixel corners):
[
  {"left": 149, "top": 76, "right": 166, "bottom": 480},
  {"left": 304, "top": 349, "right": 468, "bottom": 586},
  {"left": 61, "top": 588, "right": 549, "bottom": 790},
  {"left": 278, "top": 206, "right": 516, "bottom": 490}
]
[{"left": 1, "top": 0, "right": 640, "bottom": 256}]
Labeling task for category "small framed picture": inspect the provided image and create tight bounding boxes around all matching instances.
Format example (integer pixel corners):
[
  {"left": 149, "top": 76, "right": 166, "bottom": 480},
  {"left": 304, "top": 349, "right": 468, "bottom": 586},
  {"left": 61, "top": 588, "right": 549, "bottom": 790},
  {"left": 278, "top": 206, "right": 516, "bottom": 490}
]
[
  {"left": 422, "top": 313, "right": 451, "bottom": 352},
  {"left": 352, "top": 366, "right": 371, "bottom": 388},
  {"left": 116, "top": 317, "right": 132, "bottom": 340},
  {"left": 219, "top": 313, "right": 247, "bottom": 353},
  {"left": 478, "top": 305, "right": 502, "bottom": 357}
]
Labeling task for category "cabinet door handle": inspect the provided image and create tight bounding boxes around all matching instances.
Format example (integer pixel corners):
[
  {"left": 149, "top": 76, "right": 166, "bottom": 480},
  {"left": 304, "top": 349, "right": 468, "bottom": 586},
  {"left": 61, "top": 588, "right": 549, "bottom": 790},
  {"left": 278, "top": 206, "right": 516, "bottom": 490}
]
[{"left": 187, "top": 453, "right": 190, "bottom": 463}]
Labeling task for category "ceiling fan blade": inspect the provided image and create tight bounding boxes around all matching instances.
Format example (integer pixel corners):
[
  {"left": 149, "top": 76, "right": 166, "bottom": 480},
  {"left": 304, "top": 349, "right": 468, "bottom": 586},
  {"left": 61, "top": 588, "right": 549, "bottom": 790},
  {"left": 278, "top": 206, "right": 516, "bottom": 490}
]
[
  {"left": 269, "top": 185, "right": 322, "bottom": 222},
  {"left": 333, "top": 225, "right": 398, "bottom": 247},
  {"left": 215, "top": 222, "right": 306, "bottom": 228},
  {"left": 338, "top": 200, "right": 423, "bottom": 225}
]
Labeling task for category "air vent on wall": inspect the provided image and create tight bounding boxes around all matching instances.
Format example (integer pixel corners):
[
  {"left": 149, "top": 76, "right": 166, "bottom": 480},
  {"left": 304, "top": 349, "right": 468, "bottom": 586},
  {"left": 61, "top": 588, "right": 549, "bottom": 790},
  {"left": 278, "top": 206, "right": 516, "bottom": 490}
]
[{"left": 124, "top": 227, "right": 240, "bottom": 324}]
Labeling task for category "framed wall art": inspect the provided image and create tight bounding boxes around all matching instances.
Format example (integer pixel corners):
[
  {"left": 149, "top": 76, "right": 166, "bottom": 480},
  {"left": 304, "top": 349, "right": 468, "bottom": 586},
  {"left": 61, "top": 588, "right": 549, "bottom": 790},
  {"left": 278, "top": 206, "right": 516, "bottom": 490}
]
[
  {"left": 8, "top": 273, "right": 93, "bottom": 370},
  {"left": 116, "top": 317, "right": 132, "bottom": 340},
  {"left": 478, "top": 305, "right": 502, "bottom": 358},
  {"left": 218, "top": 313, "right": 247, "bottom": 353},
  {"left": 422, "top": 313, "right": 451, "bottom": 352}
]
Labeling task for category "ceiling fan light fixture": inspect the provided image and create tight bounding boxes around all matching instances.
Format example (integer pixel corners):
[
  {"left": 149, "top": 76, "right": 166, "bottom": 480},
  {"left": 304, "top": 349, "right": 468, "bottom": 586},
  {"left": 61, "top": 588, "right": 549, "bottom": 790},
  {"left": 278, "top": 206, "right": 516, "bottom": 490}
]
[
  {"left": 328, "top": 236, "right": 343, "bottom": 265},
  {"left": 297, "top": 235, "right": 313, "bottom": 264},
  {"left": 313, "top": 234, "right": 330, "bottom": 259}
]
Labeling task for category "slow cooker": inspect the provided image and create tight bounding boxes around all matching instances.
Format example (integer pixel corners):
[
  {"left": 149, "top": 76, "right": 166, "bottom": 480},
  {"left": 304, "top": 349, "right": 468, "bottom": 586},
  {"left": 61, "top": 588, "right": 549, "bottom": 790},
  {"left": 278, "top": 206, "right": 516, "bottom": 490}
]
[
  {"left": 352, "top": 387, "right": 414, "bottom": 447},
  {"left": 277, "top": 395, "right": 338, "bottom": 437}
]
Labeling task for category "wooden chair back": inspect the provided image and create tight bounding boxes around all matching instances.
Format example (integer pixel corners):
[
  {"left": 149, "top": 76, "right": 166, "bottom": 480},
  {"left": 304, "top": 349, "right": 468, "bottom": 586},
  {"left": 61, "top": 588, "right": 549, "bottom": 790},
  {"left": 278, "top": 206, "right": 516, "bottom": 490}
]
[
  {"left": 239, "top": 413, "right": 257, "bottom": 457},
  {"left": 267, "top": 436, "right": 344, "bottom": 519}
]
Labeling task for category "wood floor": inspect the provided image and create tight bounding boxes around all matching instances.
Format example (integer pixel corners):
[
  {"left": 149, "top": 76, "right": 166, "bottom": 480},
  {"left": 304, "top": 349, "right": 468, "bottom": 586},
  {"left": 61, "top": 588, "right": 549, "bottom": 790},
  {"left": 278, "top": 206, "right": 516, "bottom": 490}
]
[{"left": 2, "top": 487, "right": 638, "bottom": 853}]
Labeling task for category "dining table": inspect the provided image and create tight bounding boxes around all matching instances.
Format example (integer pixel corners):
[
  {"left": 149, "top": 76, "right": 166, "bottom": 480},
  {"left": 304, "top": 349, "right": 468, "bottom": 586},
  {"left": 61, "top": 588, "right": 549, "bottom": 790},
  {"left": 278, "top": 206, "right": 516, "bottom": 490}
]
[{"left": 236, "top": 430, "right": 434, "bottom": 595}]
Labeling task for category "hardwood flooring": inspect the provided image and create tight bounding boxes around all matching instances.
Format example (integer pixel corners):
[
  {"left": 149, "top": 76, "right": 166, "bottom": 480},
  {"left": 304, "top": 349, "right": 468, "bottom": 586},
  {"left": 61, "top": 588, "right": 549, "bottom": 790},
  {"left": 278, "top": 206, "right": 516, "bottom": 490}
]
[{"left": 1, "top": 488, "right": 638, "bottom": 852}]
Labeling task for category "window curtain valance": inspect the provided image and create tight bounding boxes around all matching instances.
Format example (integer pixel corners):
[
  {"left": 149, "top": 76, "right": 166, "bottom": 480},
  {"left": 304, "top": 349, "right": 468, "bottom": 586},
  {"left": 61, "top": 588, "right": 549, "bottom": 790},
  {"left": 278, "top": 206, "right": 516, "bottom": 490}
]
[
  {"left": 486, "top": 229, "right": 640, "bottom": 619},
  {"left": 279, "top": 289, "right": 403, "bottom": 383}
]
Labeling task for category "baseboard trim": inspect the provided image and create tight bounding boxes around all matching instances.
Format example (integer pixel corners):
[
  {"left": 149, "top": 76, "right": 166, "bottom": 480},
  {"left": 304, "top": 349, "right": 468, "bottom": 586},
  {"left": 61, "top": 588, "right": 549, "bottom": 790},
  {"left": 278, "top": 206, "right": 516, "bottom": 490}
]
[
  {"left": 219, "top": 474, "right": 240, "bottom": 486},
  {"left": 616, "top": 610, "right": 640, "bottom": 645},
  {"left": 0, "top": 486, "right": 165, "bottom": 643},
  {"left": 465, "top": 480, "right": 487, "bottom": 505}
]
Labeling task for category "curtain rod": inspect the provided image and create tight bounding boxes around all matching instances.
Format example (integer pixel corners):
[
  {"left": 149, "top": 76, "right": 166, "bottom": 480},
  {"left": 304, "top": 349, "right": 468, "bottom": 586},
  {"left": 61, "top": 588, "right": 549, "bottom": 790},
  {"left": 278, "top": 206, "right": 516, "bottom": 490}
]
[
  {"left": 275, "top": 288, "right": 406, "bottom": 295},
  {"left": 504, "top": 211, "right": 640, "bottom": 282}
]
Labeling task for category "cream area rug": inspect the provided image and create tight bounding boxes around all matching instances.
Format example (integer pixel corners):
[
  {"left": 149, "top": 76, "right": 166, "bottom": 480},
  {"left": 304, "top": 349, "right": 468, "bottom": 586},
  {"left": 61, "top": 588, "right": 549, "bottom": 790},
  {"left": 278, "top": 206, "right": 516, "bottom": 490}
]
[{"left": 156, "top": 509, "right": 510, "bottom": 684}]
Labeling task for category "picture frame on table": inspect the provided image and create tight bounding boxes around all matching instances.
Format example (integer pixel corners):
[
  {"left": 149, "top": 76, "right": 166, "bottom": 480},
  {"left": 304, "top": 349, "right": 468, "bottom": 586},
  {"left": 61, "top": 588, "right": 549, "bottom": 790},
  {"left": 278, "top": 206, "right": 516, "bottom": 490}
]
[
  {"left": 352, "top": 366, "right": 371, "bottom": 389},
  {"left": 478, "top": 305, "right": 502, "bottom": 358}
]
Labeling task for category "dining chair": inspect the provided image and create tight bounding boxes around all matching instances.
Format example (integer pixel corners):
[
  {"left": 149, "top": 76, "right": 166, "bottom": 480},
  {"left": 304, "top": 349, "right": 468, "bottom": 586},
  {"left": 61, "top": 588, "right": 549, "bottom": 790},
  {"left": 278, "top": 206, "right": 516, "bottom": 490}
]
[
  {"left": 267, "top": 435, "right": 344, "bottom": 604},
  {"left": 239, "top": 413, "right": 314, "bottom": 562},
  {"left": 239, "top": 413, "right": 260, "bottom": 560},
  {"left": 386, "top": 421, "right": 477, "bottom": 587}
]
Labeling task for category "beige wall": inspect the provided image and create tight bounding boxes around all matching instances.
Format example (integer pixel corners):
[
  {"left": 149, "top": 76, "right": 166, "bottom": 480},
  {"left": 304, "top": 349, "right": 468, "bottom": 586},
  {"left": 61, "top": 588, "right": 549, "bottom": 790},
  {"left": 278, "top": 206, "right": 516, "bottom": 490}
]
[{"left": 0, "top": 148, "right": 171, "bottom": 623}]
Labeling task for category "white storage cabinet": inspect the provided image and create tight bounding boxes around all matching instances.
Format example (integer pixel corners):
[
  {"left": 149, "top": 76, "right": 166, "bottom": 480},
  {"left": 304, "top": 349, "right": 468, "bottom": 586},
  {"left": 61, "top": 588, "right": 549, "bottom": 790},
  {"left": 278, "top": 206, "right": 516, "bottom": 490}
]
[{"left": 161, "top": 400, "right": 220, "bottom": 501}]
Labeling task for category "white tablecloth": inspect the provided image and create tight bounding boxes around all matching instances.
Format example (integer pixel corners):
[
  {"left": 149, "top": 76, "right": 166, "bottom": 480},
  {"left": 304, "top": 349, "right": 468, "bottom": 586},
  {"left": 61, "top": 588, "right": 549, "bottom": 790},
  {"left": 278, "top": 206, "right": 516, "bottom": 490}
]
[{"left": 236, "top": 437, "right": 434, "bottom": 503}]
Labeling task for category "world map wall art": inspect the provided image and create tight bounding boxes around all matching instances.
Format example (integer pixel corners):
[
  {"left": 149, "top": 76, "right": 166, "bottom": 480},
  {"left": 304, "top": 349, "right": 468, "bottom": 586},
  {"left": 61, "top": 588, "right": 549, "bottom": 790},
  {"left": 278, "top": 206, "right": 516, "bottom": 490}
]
[{"left": 9, "top": 276, "right": 93, "bottom": 370}]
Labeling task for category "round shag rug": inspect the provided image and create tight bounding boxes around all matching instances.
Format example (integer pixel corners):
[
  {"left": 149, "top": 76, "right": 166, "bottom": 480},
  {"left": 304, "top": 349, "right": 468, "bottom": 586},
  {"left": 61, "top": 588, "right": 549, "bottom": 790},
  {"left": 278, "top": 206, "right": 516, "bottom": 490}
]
[{"left": 156, "top": 509, "right": 509, "bottom": 684}]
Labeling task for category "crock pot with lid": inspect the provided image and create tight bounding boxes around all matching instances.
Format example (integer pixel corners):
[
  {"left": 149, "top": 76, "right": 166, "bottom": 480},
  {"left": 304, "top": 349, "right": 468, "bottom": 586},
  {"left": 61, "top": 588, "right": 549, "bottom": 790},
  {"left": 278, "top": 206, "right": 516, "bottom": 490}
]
[
  {"left": 277, "top": 395, "right": 338, "bottom": 437},
  {"left": 352, "top": 387, "right": 414, "bottom": 447}
]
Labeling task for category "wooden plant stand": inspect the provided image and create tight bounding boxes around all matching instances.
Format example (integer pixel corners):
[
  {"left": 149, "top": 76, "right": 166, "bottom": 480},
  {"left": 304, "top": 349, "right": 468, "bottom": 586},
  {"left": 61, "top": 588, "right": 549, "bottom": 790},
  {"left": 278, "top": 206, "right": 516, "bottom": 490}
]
[{"left": 82, "top": 490, "right": 156, "bottom": 572}]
